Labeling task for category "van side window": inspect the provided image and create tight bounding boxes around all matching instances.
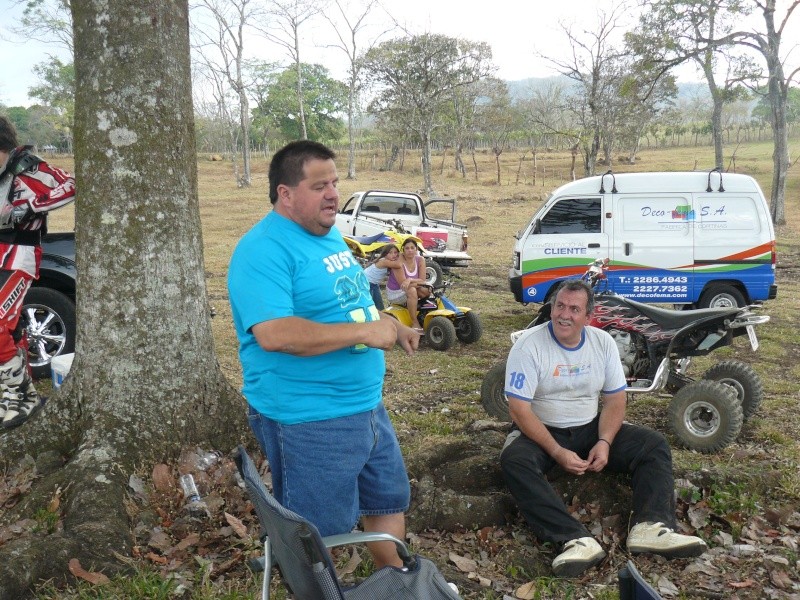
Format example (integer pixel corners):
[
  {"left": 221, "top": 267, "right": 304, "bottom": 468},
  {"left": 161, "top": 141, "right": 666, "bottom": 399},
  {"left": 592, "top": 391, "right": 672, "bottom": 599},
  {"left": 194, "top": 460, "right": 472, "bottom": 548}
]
[{"left": 540, "top": 198, "right": 601, "bottom": 234}]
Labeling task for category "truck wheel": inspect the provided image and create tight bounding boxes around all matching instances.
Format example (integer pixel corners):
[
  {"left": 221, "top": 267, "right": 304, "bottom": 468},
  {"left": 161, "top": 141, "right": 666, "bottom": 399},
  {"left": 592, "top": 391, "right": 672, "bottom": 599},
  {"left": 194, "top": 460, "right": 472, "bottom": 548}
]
[
  {"left": 424, "top": 259, "right": 444, "bottom": 287},
  {"left": 668, "top": 380, "right": 743, "bottom": 453},
  {"left": 697, "top": 285, "right": 746, "bottom": 309},
  {"left": 425, "top": 316, "right": 456, "bottom": 351},
  {"left": 455, "top": 311, "right": 482, "bottom": 344},
  {"left": 703, "top": 360, "right": 763, "bottom": 420},
  {"left": 22, "top": 287, "right": 77, "bottom": 380},
  {"left": 480, "top": 361, "right": 510, "bottom": 421}
]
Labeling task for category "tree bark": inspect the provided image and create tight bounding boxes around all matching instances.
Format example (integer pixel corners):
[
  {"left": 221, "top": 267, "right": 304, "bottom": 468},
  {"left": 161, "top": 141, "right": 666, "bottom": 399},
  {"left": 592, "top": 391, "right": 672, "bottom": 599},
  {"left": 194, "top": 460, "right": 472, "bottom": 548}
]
[
  {"left": 761, "top": 0, "right": 790, "bottom": 225},
  {"left": 0, "top": 2, "right": 245, "bottom": 597},
  {"left": 422, "top": 130, "right": 434, "bottom": 195}
]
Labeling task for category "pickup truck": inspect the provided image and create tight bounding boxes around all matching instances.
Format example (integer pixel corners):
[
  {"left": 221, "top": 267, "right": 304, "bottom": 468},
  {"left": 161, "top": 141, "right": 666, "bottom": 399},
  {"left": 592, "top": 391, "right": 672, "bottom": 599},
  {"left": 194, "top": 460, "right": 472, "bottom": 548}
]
[{"left": 336, "top": 190, "right": 472, "bottom": 285}]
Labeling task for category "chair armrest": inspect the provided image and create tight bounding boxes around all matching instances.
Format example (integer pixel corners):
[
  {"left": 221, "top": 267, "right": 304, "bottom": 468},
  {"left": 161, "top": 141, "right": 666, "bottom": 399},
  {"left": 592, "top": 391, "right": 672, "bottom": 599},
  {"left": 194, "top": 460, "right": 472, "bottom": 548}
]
[{"left": 322, "top": 532, "right": 415, "bottom": 565}]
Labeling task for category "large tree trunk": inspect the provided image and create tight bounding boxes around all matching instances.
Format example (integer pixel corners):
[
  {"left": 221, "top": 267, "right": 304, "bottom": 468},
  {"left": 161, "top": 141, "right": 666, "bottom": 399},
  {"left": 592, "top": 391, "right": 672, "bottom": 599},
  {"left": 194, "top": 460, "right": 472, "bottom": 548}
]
[
  {"left": 422, "top": 130, "right": 434, "bottom": 195},
  {"left": 583, "top": 131, "right": 600, "bottom": 177},
  {"left": 761, "top": 0, "right": 789, "bottom": 225},
  {"left": 347, "top": 75, "right": 357, "bottom": 179},
  {"left": 0, "top": 2, "right": 245, "bottom": 597},
  {"left": 238, "top": 88, "right": 252, "bottom": 187}
]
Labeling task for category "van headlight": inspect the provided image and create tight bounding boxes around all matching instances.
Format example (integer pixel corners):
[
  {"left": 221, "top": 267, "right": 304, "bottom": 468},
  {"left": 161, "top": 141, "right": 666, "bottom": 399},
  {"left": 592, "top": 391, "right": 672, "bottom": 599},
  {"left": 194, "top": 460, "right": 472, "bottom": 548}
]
[{"left": 513, "top": 251, "right": 520, "bottom": 271}]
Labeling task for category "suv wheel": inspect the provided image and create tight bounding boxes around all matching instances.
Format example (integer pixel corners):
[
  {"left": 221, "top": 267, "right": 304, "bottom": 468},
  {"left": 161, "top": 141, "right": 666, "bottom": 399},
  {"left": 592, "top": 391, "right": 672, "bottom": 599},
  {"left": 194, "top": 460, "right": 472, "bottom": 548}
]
[{"left": 21, "top": 287, "right": 76, "bottom": 380}]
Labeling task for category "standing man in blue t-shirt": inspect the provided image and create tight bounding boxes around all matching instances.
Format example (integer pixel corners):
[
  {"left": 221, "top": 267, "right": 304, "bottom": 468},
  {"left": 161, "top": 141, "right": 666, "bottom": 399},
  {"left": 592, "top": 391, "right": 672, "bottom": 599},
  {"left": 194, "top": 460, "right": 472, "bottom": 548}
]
[{"left": 228, "top": 140, "right": 420, "bottom": 568}]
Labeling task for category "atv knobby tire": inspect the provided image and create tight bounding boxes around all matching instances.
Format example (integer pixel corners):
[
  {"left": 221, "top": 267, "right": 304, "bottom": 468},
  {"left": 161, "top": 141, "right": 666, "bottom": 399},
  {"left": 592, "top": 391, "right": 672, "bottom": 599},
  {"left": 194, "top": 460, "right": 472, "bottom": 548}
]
[
  {"left": 703, "top": 360, "right": 763, "bottom": 420},
  {"left": 668, "top": 379, "right": 743, "bottom": 453},
  {"left": 455, "top": 311, "right": 483, "bottom": 344},
  {"left": 480, "top": 361, "right": 510, "bottom": 422},
  {"left": 426, "top": 315, "right": 456, "bottom": 351}
]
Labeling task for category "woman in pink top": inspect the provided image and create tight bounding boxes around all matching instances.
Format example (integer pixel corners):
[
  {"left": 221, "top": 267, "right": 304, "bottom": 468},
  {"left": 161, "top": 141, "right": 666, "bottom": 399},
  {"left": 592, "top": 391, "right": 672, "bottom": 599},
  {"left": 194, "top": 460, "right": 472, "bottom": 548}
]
[{"left": 386, "top": 239, "right": 431, "bottom": 332}]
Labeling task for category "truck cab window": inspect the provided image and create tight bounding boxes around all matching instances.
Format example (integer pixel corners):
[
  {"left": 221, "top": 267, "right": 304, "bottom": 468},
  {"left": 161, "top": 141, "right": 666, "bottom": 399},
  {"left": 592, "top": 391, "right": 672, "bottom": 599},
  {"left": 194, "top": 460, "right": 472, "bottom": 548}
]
[
  {"left": 341, "top": 197, "right": 356, "bottom": 215},
  {"left": 540, "top": 198, "right": 601, "bottom": 234}
]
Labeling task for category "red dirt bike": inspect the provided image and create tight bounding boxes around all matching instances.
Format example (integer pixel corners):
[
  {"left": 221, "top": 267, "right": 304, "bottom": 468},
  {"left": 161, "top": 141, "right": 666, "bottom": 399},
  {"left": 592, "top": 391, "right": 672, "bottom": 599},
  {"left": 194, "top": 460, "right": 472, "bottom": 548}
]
[{"left": 481, "top": 259, "right": 770, "bottom": 453}]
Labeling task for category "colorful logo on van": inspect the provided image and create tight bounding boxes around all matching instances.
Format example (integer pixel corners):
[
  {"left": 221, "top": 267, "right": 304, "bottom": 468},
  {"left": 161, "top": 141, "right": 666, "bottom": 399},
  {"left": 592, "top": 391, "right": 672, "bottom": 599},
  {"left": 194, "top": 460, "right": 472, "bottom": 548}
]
[{"left": 672, "top": 205, "right": 695, "bottom": 221}]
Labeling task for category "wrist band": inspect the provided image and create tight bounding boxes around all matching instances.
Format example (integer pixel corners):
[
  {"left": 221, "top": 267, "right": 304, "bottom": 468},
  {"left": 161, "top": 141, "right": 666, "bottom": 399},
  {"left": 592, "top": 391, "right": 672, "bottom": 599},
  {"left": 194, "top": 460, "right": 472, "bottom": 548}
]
[{"left": 598, "top": 438, "right": 611, "bottom": 447}]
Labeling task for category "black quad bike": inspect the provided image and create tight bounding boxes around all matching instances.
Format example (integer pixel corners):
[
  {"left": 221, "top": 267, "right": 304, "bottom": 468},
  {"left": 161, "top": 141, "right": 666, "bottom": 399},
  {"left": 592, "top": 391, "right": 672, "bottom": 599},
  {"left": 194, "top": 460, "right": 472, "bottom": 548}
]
[{"left": 481, "top": 259, "right": 770, "bottom": 453}]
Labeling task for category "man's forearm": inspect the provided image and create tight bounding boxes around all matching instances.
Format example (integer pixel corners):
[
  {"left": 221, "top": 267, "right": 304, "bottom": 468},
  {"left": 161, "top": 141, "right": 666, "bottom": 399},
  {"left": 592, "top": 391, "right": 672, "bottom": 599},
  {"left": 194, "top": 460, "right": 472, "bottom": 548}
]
[
  {"left": 252, "top": 316, "right": 390, "bottom": 356},
  {"left": 597, "top": 391, "right": 626, "bottom": 444}
]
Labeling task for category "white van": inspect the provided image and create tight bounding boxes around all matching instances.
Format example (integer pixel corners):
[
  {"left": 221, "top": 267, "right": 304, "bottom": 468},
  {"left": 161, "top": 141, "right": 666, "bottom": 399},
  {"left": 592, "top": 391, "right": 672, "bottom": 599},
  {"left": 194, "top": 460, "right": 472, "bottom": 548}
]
[{"left": 509, "top": 170, "right": 777, "bottom": 308}]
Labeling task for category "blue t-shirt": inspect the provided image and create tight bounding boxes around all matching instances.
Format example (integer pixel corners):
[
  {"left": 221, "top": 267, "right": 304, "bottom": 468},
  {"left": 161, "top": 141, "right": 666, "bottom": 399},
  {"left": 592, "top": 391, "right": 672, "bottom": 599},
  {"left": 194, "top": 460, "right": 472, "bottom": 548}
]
[{"left": 228, "top": 210, "right": 385, "bottom": 424}]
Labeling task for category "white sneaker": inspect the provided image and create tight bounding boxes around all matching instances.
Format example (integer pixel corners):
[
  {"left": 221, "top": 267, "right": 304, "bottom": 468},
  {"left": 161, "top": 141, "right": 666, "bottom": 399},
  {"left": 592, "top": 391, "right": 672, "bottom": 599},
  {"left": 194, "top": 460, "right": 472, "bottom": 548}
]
[
  {"left": 552, "top": 536, "right": 606, "bottom": 577},
  {"left": 447, "top": 582, "right": 459, "bottom": 594},
  {"left": 1, "top": 383, "right": 44, "bottom": 429},
  {"left": 627, "top": 522, "right": 707, "bottom": 558},
  {"left": 0, "top": 394, "right": 9, "bottom": 420}
]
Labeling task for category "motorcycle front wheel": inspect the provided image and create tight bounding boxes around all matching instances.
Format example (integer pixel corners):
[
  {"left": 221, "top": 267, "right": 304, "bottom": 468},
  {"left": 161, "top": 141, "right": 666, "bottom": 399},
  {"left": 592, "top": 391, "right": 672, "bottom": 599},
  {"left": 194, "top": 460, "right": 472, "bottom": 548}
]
[
  {"left": 668, "top": 380, "right": 743, "bottom": 453},
  {"left": 480, "top": 361, "right": 510, "bottom": 422}
]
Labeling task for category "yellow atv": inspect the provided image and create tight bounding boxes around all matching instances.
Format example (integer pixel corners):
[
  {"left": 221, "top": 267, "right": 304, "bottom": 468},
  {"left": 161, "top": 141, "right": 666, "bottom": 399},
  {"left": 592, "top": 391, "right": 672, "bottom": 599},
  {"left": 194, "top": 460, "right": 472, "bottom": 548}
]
[{"left": 383, "top": 282, "right": 482, "bottom": 351}]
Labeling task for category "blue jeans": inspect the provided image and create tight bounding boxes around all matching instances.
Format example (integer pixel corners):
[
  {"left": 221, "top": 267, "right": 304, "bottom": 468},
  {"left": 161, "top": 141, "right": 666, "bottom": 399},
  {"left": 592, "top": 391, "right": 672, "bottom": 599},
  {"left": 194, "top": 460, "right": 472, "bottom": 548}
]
[
  {"left": 369, "top": 283, "right": 385, "bottom": 310},
  {"left": 248, "top": 403, "right": 410, "bottom": 537},
  {"left": 500, "top": 416, "right": 676, "bottom": 545}
]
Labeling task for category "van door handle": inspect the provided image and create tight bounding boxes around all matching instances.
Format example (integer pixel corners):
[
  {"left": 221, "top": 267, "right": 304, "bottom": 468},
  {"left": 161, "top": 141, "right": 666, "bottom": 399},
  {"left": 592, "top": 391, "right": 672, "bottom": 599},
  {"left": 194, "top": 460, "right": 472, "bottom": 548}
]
[
  {"left": 588, "top": 243, "right": 600, "bottom": 248},
  {"left": 624, "top": 243, "right": 632, "bottom": 255}
]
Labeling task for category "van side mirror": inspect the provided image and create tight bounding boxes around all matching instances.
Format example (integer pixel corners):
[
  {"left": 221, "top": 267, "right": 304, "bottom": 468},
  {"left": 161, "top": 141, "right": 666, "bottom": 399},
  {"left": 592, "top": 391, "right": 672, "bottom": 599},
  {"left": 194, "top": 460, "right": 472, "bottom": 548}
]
[{"left": 532, "top": 219, "right": 541, "bottom": 235}]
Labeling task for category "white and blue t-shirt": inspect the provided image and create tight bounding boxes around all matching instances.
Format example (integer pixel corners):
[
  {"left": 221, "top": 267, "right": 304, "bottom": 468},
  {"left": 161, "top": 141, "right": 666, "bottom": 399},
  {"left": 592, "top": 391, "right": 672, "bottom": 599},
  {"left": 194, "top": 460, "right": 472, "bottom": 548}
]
[
  {"left": 228, "top": 211, "right": 384, "bottom": 424},
  {"left": 504, "top": 322, "right": 627, "bottom": 428}
]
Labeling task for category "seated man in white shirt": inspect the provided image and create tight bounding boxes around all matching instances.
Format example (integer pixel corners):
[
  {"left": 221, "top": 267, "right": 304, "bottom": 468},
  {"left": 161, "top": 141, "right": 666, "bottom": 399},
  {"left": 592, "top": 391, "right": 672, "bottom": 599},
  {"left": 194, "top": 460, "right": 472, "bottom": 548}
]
[{"left": 500, "top": 279, "right": 707, "bottom": 577}]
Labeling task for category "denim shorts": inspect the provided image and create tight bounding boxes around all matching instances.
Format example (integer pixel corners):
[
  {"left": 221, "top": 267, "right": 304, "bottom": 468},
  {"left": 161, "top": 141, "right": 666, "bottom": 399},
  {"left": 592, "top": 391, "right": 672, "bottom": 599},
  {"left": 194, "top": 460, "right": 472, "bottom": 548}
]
[{"left": 248, "top": 403, "right": 410, "bottom": 537}]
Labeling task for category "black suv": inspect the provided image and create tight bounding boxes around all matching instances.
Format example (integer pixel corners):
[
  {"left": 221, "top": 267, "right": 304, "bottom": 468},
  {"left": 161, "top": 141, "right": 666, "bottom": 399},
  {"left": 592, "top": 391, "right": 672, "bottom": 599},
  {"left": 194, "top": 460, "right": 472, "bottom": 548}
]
[{"left": 22, "top": 232, "right": 76, "bottom": 379}]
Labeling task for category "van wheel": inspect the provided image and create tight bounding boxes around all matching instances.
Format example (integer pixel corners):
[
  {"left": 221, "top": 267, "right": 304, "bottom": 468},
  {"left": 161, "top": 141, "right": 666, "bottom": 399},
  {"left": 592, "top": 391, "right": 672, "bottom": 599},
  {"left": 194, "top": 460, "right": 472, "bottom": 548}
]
[
  {"left": 697, "top": 285, "right": 746, "bottom": 309},
  {"left": 425, "top": 259, "right": 444, "bottom": 287}
]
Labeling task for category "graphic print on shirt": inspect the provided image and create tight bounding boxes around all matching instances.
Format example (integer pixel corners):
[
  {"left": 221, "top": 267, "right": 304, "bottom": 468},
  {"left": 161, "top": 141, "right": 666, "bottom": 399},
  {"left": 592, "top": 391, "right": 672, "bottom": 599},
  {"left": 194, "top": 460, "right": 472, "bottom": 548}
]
[
  {"left": 552, "top": 363, "right": 593, "bottom": 377},
  {"left": 322, "top": 249, "right": 380, "bottom": 354},
  {"left": 333, "top": 269, "right": 372, "bottom": 310},
  {"left": 345, "top": 303, "right": 380, "bottom": 354},
  {"left": 324, "top": 249, "right": 372, "bottom": 309},
  {"left": 323, "top": 250, "right": 356, "bottom": 273}
]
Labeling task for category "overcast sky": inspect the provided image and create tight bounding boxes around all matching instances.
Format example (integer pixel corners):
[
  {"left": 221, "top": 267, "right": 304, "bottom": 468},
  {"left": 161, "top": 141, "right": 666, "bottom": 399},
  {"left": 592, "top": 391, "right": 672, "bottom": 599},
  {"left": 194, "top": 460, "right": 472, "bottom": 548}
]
[{"left": 1, "top": 0, "right": 797, "bottom": 108}]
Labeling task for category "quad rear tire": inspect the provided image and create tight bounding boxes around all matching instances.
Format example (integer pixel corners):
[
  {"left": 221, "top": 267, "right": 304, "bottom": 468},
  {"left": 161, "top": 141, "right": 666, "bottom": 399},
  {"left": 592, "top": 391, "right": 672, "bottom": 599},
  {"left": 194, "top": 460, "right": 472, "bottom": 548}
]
[
  {"left": 703, "top": 360, "right": 763, "bottom": 420},
  {"left": 668, "top": 379, "right": 743, "bottom": 453},
  {"left": 426, "top": 315, "right": 456, "bottom": 351},
  {"left": 455, "top": 311, "right": 482, "bottom": 344},
  {"left": 480, "top": 361, "right": 510, "bottom": 422}
]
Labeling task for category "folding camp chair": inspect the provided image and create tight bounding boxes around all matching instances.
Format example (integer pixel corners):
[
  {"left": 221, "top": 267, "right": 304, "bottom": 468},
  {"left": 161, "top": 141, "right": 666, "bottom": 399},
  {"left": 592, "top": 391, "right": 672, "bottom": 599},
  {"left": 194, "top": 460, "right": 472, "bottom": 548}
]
[
  {"left": 618, "top": 560, "right": 664, "bottom": 600},
  {"left": 234, "top": 446, "right": 462, "bottom": 600}
]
